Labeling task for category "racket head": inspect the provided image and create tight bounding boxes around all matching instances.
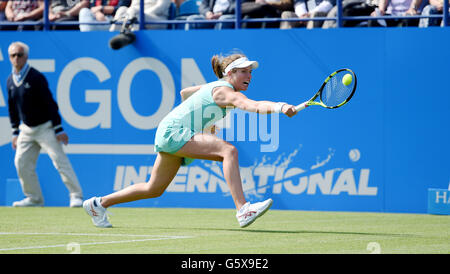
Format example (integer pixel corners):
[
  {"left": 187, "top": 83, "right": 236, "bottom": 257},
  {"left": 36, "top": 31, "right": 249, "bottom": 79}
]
[{"left": 318, "top": 68, "right": 357, "bottom": 109}]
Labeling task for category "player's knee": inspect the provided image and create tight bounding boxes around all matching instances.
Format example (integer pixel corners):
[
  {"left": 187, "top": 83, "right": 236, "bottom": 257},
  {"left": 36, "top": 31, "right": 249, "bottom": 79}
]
[
  {"left": 223, "top": 144, "right": 238, "bottom": 160},
  {"left": 151, "top": 189, "right": 165, "bottom": 198},
  {"left": 143, "top": 183, "right": 165, "bottom": 198},
  {"left": 147, "top": 192, "right": 163, "bottom": 199}
]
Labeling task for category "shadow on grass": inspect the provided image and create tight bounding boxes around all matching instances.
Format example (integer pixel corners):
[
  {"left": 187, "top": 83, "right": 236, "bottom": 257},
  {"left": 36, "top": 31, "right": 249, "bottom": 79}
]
[
  {"left": 143, "top": 226, "right": 418, "bottom": 238},
  {"left": 204, "top": 228, "right": 417, "bottom": 238}
]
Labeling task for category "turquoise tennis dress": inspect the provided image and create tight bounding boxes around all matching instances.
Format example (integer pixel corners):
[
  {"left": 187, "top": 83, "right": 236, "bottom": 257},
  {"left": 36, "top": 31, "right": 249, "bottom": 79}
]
[{"left": 154, "top": 80, "right": 233, "bottom": 165}]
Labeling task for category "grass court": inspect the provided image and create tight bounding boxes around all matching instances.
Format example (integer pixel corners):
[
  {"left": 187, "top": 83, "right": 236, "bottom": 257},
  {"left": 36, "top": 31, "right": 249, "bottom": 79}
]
[{"left": 0, "top": 207, "right": 448, "bottom": 254}]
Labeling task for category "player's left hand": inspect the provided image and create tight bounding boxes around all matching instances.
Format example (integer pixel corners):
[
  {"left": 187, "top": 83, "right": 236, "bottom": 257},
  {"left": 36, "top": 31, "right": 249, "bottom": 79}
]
[
  {"left": 57, "top": 132, "right": 69, "bottom": 145},
  {"left": 281, "top": 104, "right": 298, "bottom": 117}
]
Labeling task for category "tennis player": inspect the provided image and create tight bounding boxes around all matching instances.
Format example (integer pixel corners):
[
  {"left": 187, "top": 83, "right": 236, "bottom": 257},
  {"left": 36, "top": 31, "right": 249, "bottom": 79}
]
[{"left": 83, "top": 53, "right": 298, "bottom": 228}]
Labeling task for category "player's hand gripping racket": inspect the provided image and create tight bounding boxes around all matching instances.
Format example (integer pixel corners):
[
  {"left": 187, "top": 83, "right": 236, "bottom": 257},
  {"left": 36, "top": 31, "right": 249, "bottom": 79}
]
[{"left": 295, "top": 68, "right": 357, "bottom": 112}]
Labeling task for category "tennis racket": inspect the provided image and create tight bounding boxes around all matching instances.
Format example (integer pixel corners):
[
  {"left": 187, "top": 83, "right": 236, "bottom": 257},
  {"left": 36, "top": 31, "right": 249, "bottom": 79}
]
[{"left": 295, "top": 68, "right": 357, "bottom": 112}]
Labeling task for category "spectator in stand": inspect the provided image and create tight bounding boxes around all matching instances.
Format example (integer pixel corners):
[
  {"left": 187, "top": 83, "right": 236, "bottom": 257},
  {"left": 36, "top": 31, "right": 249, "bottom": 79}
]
[
  {"left": 419, "top": 0, "right": 449, "bottom": 27},
  {"left": 0, "top": 1, "right": 8, "bottom": 29},
  {"left": 280, "top": 0, "right": 335, "bottom": 29},
  {"left": 79, "top": 0, "right": 131, "bottom": 31},
  {"left": 4, "top": 0, "right": 44, "bottom": 30},
  {"left": 405, "top": 0, "right": 425, "bottom": 16},
  {"left": 172, "top": 0, "right": 186, "bottom": 7},
  {"left": 47, "top": 0, "right": 89, "bottom": 30},
  {"left": 368, "top": 0, "right": 421, "bottom": 26},
  {"left": 241, "top": 0, "right": 294, "bottom": 28},
  {"left": 321, "top": 0, "right": 377, "bottom": 28},
  {"left": 184, "top": 0, "right": 237, "bottom": 30},
  {"left": 109, "top": 0, "right": 172, "bottom": 30},
  {"left": 185, "top": 0, "right": 293, "bottom": 30}
]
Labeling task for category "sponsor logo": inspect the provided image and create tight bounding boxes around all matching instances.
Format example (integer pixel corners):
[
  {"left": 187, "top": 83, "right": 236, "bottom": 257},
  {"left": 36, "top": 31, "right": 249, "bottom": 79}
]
[
  {"left": 113, "top": 147, "right": 377, "bottom": 201},
  {"left": 434, "top": 190, "right": 450, "bottom": 204}
]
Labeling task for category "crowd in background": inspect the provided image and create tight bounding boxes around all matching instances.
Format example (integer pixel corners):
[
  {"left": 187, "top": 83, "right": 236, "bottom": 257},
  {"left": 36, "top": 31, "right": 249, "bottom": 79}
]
[{"left": 0, "top": 0, "right": 448, "bottom": 31}]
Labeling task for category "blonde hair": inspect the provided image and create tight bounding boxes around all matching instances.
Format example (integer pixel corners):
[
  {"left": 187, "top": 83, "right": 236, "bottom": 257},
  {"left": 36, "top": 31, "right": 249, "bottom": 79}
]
[{"left": 211, "top": 53, "right": 246, "bottom": 79}]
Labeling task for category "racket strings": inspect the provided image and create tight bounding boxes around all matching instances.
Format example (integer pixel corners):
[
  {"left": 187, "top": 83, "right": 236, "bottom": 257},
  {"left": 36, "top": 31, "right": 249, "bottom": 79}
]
[{"left": 321, "top": 71, "right": 354, "bottom": 107}]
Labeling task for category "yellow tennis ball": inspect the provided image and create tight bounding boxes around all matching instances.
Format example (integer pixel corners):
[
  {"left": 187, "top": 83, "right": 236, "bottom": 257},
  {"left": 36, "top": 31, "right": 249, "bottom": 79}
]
[{"left": 342, "top": 73, "right": 352, "bottom": 86}]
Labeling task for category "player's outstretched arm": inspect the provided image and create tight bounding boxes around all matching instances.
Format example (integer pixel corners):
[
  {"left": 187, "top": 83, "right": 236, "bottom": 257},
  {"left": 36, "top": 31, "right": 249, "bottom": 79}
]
[{"left": 213, "top": 86, "right": 297, "bottom": 117}]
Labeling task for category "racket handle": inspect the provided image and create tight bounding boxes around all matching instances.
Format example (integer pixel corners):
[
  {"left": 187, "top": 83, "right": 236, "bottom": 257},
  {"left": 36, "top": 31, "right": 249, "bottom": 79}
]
[{"left": 295, "top": 102, "right": 308, "bottom": 112}]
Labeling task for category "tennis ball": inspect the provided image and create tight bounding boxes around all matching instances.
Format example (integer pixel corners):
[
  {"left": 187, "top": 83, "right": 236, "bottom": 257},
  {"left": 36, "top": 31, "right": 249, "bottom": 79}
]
[{"left": 342, "top": 73, "right": 352, "bottom": 86}]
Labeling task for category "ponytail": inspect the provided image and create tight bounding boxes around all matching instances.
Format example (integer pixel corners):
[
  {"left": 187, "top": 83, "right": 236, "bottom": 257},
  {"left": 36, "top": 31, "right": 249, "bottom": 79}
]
[{"left": 211, "top": 55, "right": 224, "bottom": 79}]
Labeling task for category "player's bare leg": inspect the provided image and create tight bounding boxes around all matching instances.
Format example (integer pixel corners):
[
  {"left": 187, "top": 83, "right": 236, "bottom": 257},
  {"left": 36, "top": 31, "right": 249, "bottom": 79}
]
[
  {"left": 175, "top": 133, "right": 247, "bottom": 210},
  {"left": 100, "top": 152, "right": 182, "bottom": 208},
  {"left": 176, "top": 133, "right": 272, "bottom": 227},
  {"left": 83, "top": 152, "right": 182, "bottom": 227}
]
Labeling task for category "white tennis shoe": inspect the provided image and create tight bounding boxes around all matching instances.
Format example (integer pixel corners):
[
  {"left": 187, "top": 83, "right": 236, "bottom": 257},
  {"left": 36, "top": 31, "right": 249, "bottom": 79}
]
[
  {"left": 236, "top": 198, "right": 273, "bottom": 228},
  {"left": 70, "top": 195, "right": 83, "bottom": 208},
  {"left": 83, "top": 197, "right": 112, "bottom": 228},
  {"left": 12, "top": 197, "right": 43, "bottom": 207}
]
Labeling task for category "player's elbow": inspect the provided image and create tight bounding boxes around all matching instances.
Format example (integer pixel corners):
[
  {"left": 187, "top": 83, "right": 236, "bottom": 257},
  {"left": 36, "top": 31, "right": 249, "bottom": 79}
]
[{"left": 180, "top": 89, "right": 188, "bottom": 101}]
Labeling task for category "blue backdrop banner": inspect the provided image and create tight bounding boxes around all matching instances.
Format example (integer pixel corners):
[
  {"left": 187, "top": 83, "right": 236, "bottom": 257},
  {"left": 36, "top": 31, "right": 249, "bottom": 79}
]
[{"left": 1, "top": 28, "right": 449, "bottom": 213}]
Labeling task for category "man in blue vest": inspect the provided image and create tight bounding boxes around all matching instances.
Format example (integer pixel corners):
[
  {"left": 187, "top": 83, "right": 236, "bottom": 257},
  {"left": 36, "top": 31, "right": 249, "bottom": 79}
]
[{"left": 7, "top": 41, "right": 83, "bottom": 207}]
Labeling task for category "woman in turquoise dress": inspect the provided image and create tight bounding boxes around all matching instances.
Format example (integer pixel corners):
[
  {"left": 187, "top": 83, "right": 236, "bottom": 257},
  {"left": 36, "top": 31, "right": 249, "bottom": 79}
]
[{"left": 83, "top": 53, "right": 298, "bottom": 228}]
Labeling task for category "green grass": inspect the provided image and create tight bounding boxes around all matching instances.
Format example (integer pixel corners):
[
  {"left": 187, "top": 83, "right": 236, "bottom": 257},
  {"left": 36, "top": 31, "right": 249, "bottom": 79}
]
[{"left": 0, "top": 207, "right": 448, "bottom": 254}]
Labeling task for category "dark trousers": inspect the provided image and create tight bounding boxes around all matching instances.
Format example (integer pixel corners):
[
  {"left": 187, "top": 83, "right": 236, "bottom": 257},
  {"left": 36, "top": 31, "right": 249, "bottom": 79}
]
[{"left": 241, "top": 1, "right": 281, "bottom": 28}]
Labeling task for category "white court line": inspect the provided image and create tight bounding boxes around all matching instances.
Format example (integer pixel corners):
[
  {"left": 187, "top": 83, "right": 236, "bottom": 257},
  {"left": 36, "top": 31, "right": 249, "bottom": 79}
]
[
  {"left": 0, "top": 232, "right": 178, "bottom": 237},
  {"left": 0, "top": 232, "right": 193, "bottom": 252}
]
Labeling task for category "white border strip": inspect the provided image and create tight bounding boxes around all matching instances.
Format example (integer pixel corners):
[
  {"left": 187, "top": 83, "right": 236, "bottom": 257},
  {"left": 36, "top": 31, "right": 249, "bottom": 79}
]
[{"left": 40, "top": 144, "right": 157, "bottom": 155}]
